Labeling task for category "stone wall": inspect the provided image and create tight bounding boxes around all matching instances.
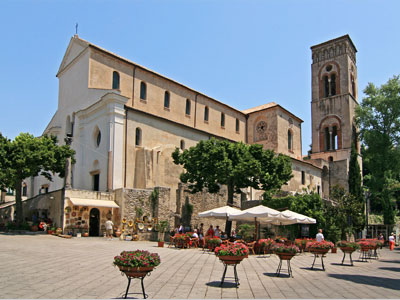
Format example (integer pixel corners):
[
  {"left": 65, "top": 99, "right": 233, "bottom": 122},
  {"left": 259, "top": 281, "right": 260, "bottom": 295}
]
[{"left": 175, "top": 183, "right": 241, "bottom": 234}]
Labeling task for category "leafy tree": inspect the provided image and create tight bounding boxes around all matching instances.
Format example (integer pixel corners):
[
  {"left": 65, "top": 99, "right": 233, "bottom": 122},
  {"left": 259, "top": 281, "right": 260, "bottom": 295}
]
[
  {"left": 348, "top": 144, "right": 362, "bottom": 201},
  {"left": 356, "top": 75, "right": 400, "bottom": 224},
  {"left": 0, "top": 133, "right": 75, "bottom": 227},
  {"left": 329, "top": 186, "right": 365, "bottom": 238},
  {"left": 172, "top": 138, "right": 293, "bottom": 234}
]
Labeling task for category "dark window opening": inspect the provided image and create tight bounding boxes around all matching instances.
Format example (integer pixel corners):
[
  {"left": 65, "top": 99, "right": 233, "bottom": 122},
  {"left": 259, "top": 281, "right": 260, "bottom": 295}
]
[
  {"left": 330, "top": 74, "right": 336, "bottom": 96},
  {"left": 351, "top": 76, "right": 356, "bottom": 97},
  {"left": 236, "top": 119, "right": 239, "bottom": 132},
  {"left": 135, "top": 128, "right": 142, "bottom": 146},
  {"left": 164, "top": 91, "right": 170, "bottom": 108},
  {"left": 331, "top": 126, "right": 337, "bottom": 150},
  {"left": 96, "top": 131, "right": 101, "bottom": 147},
  {"left": 324, "top": 76, "right": 329, "bottom": 97},
  {"left": 22, "top": 185, "right": 27, "bottom": 197},
  {"left": 93, "top": 174, "right": 100, "bottom": 191},
  {"left": 301, "top": 171, "right": 305, "bottom": 185},
  {"left": 204, "top": 106, "right": 209, "bottom": 122},
  {"left": 180, "top": 140, "right": 185, "bottom": 150},
  {"left": 112, "top": 71, "right": 120, "bottom": 89},
  {"left": 324, "top": 127, "right": 330, "bottom": 151},
  {"left": 221, "top": 113, "right": 225, "bottom": 127},
  {"left": 185, "top": 99, "right": 191, "bottom": 115},
  {"left": 329, "top": 156, "right": 334, "bottom": 162},
  {"left": 140, "top": 82, "right": 147, "bottom": 100},
  {"left": 288, "top": 130, "right": 293, "bottom": 150}
]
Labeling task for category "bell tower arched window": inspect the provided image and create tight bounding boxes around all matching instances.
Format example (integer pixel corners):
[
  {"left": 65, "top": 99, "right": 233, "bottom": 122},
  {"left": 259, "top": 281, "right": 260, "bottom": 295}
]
[
  {"left": 330, "top": 74, "right": 336, "bottom": 96},
  {"left": 324, "top": 75, "right": 329, "bottom": 97}
]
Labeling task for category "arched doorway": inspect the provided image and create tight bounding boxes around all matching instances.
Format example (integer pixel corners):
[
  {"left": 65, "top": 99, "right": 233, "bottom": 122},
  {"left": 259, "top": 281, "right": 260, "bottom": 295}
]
[{"left": 89, "top": 208, "right": 100, "bottom": 236}]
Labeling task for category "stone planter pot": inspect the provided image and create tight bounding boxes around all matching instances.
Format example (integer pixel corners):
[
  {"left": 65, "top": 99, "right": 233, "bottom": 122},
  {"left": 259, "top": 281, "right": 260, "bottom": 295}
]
[
  {"left": 217, "top": 255, "right": 246, "bottom": 265},
  {"left": 158, "top": 241, "right": 164, "bottom": 247},
  {"left": 82, "top": 232, "right": 89, "bottom": 237},
  {"left": 340, "top": 247, "right": 356, "bottom": 253},
  {"left": 310, "top": 248, "right": 330, "bottom": 255},
  {"left": 276, "top": 252, "right": 296, "bottom": 260},
  {"left": 117, "top": 265, "right": 154, "bottom": 277}
]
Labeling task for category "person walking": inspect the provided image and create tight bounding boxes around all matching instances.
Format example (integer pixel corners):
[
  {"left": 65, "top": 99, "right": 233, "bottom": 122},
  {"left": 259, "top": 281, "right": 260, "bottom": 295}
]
[
  {"left": 316, "top": 229, "right": 324, "bottom": 242},
  {"left": 389, "top": 232, "right": 395, "bottom": 251},
  {"left": 105, "top": 218, "right": 114, "bottom": 240}
]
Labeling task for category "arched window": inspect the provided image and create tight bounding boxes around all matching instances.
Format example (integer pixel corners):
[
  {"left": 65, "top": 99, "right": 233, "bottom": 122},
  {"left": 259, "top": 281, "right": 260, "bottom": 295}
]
[
  {"left": 329, "top": 156, "right": 334, "bottom": 162},
  {"left": 140, "top": 82, "right": 147, "bottom": 100},
  {"left": 185, "top": 99, "right": 191, "bottom": 115},
  {"left": 135, "top": 128, "right": 142, "bottom": 146},
  {"left": 112, "top": 71, "right": 120, "bottom": 89},
  {"left": 351, "top": 75, "right": 356, "bottom": 97},
  {"left": 332, "top": 126, "right": 338, "bottom": 150},
  {"left": 204, "top": 106, "right": 209, "bottom": 122},
  {"left": 235, "top": 118, "right": 240, "bottom": 132},
  {"left": 164, "top": 91, "right": 170, "bottom": 108},
  {"left": 324, "top": 75, "right": 329, "bottom": 97},
  {"left": 180, "top": 140, "right": 185, "bottom": 150},
  {"left": 324, "top": 127, "right": 330, "bottom": 151},
  {"left": 93, "top": 126, "right": 101, "bottom": 148},
  {"left": 288, "top": 130, "right": 293, "bottom": 151},
  {"left": 330, "top": 74, "right": 336, "bottom": 96}
]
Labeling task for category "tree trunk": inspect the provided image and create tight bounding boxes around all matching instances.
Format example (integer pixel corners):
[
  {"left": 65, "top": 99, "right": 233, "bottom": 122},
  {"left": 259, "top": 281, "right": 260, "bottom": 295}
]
[
  {"left": 14, "top": 179, "right": 23, "bottom": 227},
  {"left": 225, "top": 181, "right": 234, "bottom": 237}
]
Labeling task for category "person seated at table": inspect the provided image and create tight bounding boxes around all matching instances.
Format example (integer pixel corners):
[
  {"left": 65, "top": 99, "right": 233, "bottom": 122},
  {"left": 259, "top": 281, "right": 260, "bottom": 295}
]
[
  {"left": 206, "top": 225, "right": 214, "bottom": 237},
  {"left": 220, "top": 231, "right": 228, "bottom": 239},
  {"left": 214, "top": 226, "right": 221, "bottom": 237},
  {"left": 178, "top": 224, "right": 184, "bottom": 234}
]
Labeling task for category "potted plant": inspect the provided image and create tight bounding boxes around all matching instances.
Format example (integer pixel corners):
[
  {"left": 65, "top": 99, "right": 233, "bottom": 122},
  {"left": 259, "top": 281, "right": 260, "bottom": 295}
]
[
  {"left": 271, "top": 243, "right": 300, "bottom": 260},
  {"left": 205, "top": 236, "right": 222, "bottom": 251},
  {"left": 306, "top": 240, "right": 334, "bottom": 254},
  {"left": 157, "top": 239, "right": 164, "bottom": 247},
  {"left": 114, "top": 250, "right": 161, "bottom": 277},
  {"left": 337, "top": 241, "right": 360, "bottom": 253},
  {"left": 259, "top": 238, "right": 275, "bottom": 254},
  {"left": 214, "top": 243, "right": 249, "bottom": 264}
]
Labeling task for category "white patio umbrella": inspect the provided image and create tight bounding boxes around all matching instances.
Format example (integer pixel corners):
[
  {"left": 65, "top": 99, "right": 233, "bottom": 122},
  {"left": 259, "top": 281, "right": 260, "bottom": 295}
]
[
  {"left": 228, "top": 205, "right": 292, "bottom": 239},
  {"left": 281, "top": 210, "right": 316, "bottom": 224},
  {"left": 198, "top": 205, "right": 241, "bottom": 218},
  {"left": 266, "top": 210, "right": 316, "bottom": 225}
]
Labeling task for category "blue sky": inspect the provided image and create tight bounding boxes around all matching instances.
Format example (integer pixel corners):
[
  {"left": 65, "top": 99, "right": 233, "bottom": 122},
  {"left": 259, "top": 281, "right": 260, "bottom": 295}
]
[{"left": 1, "top": 0, "right": 399, "bottom": 155}]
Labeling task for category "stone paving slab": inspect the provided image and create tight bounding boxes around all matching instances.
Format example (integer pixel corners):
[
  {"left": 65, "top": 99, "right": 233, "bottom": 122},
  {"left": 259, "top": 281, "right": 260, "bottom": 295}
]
[{"left": 0, "top": 233, "right": 399, "bottom": 299}]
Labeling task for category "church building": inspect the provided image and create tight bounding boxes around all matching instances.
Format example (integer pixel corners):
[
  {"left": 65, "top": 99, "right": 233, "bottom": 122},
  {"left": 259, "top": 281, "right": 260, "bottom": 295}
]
[{"left": 1, "top": 35, "right": 360, "bottom": 237}]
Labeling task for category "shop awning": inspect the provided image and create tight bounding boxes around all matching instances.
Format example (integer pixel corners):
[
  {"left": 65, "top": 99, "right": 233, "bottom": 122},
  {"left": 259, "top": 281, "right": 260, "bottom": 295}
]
[{"left": 66, "top": 197, "right": 119, "bottom": 208}]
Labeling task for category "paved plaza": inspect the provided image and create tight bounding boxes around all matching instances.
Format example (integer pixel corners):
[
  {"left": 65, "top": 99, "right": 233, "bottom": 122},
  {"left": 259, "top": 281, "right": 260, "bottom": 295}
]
[{"left": 0, "top": 233, "right": 399, "bottom": 299}]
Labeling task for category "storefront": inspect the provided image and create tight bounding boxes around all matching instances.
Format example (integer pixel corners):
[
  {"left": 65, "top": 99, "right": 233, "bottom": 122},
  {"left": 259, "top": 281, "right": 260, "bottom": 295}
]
[{"left": 64, "top": 197, "right": 120, "bottom": 236}]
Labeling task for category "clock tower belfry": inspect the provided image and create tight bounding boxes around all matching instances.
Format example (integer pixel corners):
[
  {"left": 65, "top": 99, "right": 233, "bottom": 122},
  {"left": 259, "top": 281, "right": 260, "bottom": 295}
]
[{"left": 310, "top": 35, "right": 359, "bottom": 161}]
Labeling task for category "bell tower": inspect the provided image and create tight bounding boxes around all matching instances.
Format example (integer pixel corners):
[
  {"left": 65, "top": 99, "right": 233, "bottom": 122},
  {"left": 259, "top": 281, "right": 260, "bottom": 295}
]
[
  {"left": 310, "top": 35, "right": 360, "bottom": 190},
  {"left": 310, "top": 35, "right": 359, "bottom": 162}
]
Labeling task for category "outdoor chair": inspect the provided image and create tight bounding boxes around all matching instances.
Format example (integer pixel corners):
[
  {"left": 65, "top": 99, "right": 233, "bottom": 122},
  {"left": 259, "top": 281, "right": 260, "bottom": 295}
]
[
  {"left": 246, "top": 241, "right": 256, "bottom": 255},
  {"left": 168, "top": 236, "right": 175, "bottom": 248},
  {"left": 191, "top": 237, "right": 199, "bottom": 248}
]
